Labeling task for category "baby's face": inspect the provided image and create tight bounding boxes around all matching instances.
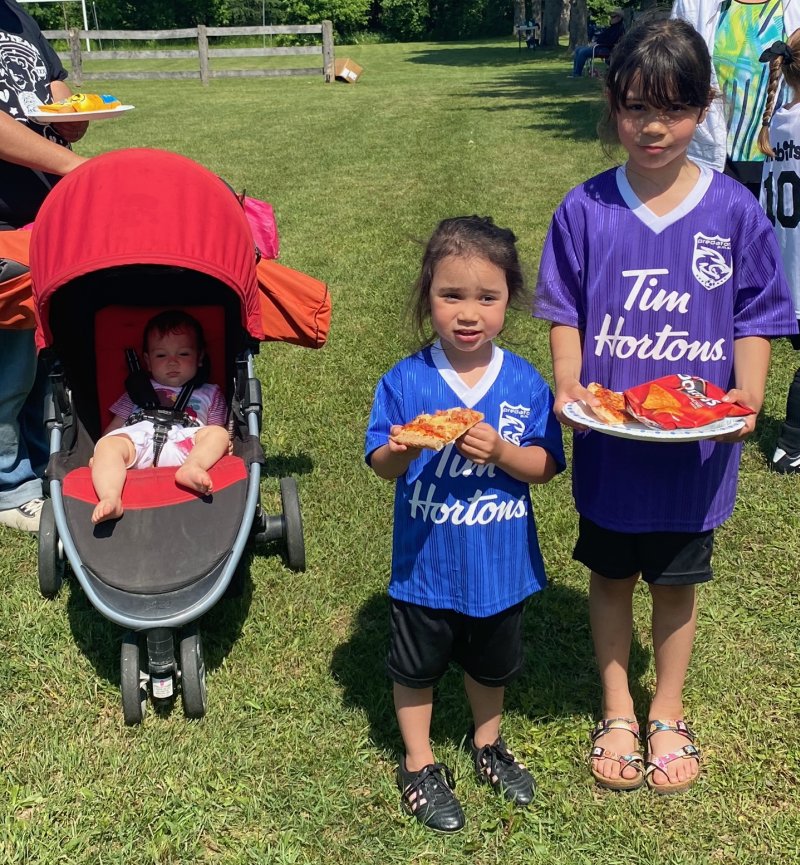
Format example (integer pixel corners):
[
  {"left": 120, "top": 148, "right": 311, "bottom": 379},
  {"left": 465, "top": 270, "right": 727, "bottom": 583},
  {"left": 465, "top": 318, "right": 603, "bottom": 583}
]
[{"left": 144, "top": 327, "right": 201, "bottom": 388}]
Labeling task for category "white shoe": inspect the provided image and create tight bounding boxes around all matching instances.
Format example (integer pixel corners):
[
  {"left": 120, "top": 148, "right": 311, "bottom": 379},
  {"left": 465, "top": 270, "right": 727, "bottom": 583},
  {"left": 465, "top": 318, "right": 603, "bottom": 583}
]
[{"left": 0, "top": 497, "right": 44, "bottom": 532}]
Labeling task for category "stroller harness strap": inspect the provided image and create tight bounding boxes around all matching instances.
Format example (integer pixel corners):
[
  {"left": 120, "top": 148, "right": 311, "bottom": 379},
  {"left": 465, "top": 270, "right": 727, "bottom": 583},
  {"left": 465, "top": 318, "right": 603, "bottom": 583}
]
[{"left": 123, "top": 348, "right": 199, "bottom": 468}]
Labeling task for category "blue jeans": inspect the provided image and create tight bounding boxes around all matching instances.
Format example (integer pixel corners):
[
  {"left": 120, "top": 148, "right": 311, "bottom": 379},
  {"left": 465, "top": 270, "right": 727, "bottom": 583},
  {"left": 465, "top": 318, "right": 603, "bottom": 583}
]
[
  {"left": 572, "top": 45, "right": 595, "bottom": 76},
  {"left": 0, "top": 329, "right": 48, "bottom": 510}
]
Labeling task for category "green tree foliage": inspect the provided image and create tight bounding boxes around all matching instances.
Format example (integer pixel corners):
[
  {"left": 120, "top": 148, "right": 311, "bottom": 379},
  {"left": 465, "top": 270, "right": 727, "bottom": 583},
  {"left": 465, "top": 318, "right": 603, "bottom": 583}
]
[
  {"left": 427, "top": 0, "right": 513, "bottom": 39},
  {"left": 277, "top": 0, "right": 372, "bottom": 35},
  {"left": 378, "top": 0, "right": 430, "bottom": 41},
  {"left": 25, "top": 0, "right": 516, "bottom": 40},
  {"left": 375, "top": 0, "right": 515, "bottom": 40}
]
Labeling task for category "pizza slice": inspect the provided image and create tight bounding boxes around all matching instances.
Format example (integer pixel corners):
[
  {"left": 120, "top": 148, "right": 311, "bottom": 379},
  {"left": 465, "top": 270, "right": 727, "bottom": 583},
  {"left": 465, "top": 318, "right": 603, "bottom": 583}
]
[
  {"left": 394, "top": 407, "right": 485, "bottom": 451},
  {"left": 585, "top": 382, "right": 632, "bottom": 425}
]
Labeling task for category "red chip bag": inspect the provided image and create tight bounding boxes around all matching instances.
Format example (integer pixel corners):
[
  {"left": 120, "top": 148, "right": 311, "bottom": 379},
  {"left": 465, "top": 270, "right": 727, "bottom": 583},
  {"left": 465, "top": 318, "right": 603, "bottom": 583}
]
[{"left": 623, "top": 374, "right": 754, "bottom": 430}]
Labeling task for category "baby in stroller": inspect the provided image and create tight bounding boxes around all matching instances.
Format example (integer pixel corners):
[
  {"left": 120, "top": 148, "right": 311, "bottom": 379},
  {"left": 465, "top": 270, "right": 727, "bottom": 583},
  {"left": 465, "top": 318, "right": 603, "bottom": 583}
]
[{"left": 91, "top": 310, "right": 229, "bottom": 524}]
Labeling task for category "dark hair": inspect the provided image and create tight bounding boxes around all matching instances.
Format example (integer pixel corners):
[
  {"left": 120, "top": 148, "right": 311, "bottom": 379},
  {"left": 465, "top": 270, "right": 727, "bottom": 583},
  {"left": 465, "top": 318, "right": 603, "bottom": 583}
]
[
  {"left": 143, "top": 309, "right": 206, "bottom": 354},
  {"left": 759, "top": 31, "right": 800, "bottom": 157},
  {"left": 598, "top": 18, "right": 714, "bottom": 145},
  {"left": 409, "top": 216, "right": 524, "bottom": 346}
]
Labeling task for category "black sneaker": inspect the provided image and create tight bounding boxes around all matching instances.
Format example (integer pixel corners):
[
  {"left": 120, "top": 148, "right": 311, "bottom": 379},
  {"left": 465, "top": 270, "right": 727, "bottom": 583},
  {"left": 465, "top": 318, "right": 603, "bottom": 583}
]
[
  {"left": 772, "top": 446, "right": 800, "bottom": 474},
  {"left": 397, "top": 761, "right": 465, "bottom": 832},
  {"left": 468, "top": 728, "right": 536, "bottom": 806}
]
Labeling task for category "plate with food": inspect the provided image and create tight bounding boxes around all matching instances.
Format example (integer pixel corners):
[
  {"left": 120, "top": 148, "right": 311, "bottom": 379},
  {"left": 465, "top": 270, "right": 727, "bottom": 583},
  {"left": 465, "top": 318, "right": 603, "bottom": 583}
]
[
  {"left": 563, "top": 380, "right": 748, "bottom": 442},
  {"left": 26, "top": 93, "right": 134, "bottom": 124},
  {"left": 394, "top": 408, "right": 484, "bottom": 451}
]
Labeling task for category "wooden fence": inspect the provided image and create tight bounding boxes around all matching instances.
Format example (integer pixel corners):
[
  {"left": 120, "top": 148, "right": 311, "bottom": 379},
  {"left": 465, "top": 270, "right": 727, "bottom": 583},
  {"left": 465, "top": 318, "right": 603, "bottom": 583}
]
[{"left": 42, "top": 23, "right": 335, "bottom": 86}]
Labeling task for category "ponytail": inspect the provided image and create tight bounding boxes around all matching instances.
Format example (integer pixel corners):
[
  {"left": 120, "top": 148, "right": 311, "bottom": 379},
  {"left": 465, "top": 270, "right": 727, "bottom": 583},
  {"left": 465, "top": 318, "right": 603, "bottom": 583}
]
[
  {"left": 758, "top": 36, "right": 800, "bottom": 157},
  {"left": 758, "top": 56, "right": 783, "bottom": 157}
]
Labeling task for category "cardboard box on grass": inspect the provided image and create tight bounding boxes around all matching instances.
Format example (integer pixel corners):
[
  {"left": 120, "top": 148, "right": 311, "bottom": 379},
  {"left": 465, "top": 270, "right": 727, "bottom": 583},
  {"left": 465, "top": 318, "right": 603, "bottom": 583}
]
[{"left": 334, "top": 58, "right": 363, "bottom": 83}]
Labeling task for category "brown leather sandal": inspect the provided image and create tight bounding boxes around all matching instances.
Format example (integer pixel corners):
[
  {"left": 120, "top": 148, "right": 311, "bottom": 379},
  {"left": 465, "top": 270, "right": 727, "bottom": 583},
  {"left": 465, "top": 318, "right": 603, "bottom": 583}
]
[{"left": 589, "top": 717, "right": 645, "bottom": 791}]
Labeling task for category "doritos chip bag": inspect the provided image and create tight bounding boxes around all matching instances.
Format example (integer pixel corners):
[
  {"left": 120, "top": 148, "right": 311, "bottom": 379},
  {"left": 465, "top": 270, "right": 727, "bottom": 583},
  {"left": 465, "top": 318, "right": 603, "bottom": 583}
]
[{"left": 624, "top": 374, "right": 754, "bottom": 430}]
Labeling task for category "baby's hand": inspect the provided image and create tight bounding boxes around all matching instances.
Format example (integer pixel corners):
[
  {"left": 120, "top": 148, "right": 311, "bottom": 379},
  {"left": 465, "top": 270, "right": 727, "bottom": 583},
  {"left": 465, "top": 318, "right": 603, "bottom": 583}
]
[
  {"left": 554, "top": 381, "right": 595, "bottom": 429},
  {"left": 455, "top": 422, "right": 502, "bottom": 465}
]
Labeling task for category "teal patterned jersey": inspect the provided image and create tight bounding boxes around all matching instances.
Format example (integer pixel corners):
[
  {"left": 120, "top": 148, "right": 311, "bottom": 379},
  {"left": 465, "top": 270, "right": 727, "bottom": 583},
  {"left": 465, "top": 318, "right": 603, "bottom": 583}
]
[{"left": 713, "top": 0, "right": 785, "bottom": 162}]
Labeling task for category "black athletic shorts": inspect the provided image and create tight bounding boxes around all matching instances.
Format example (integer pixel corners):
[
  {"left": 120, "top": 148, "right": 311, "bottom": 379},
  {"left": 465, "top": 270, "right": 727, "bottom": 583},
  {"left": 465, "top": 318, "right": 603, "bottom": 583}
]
[
  {"left": 789, "top": 319, "right": 800, "bottom": 350},
  {"left": 387, "top": 598, "right": 525, "bottom": 689},
  {"left": 573, "top": 516, "right": 714, "bottom": 586}
]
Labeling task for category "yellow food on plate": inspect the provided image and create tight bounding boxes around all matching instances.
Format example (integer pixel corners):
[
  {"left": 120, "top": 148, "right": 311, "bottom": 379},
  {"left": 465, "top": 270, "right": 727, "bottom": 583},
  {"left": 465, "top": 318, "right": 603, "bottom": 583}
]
[{"left": 38, "top": 93, "right": 121, "bottom": 113}]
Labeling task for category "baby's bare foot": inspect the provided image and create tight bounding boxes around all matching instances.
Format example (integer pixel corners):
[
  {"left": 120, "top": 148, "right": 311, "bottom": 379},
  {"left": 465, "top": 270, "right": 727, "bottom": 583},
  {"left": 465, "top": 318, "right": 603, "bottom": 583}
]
[
  {"left": 175, "top": 463, "right": 213, "bottom": 495},
  {"left": 92, "top": 497, "right": 123, "bottom": 524}
]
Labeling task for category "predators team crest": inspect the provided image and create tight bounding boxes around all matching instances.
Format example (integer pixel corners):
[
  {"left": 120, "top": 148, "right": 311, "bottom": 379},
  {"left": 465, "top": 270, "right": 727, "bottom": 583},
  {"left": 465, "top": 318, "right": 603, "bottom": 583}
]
[
  {"left": 691, "top": 232, "right": 732, "bottom": 290},
  {"left": 498, "top": 401, "right": 530, "bottom": 445}
]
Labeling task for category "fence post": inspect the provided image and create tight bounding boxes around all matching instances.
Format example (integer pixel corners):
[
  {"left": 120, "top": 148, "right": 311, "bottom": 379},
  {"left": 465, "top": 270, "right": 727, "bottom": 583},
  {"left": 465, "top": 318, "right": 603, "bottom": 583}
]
[
  {"left": 68, "top": 29, "right": 83, "bottom": 87},
  {"left": 197, "top": 25, "right": 210, "bottom": 86},
  {"left": 322, "top": 20, "right": 334, "bottom": 83}
]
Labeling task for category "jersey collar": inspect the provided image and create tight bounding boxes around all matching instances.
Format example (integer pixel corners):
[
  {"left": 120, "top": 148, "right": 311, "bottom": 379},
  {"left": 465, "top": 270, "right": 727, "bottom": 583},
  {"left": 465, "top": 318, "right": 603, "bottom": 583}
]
[
  {"left": 430, "top": 340, "right": 503, "bottom": 408},
  {"left": 616, "top": 163, "right": 713, "bottom": 234}
]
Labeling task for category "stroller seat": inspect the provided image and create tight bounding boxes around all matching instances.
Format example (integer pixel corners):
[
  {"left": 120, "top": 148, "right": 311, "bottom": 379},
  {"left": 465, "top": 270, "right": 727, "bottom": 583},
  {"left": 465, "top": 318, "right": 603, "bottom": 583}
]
[
  {"left": 57, "top": 303, "right": 248, "bottom": 596},
  {"left": 62, "top": 456, "right": 247, "bottom": 593}
]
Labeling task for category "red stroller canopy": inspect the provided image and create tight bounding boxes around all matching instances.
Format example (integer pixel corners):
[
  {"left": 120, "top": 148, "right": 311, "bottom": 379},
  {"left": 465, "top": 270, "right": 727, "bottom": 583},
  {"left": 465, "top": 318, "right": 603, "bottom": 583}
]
[{"left": 30, "top": 148, "right": 265, "bottom": 346}]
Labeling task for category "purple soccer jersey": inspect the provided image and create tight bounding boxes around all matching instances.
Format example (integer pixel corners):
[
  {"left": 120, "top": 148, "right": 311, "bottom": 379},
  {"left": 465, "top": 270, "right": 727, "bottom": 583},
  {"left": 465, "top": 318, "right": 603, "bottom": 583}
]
[{"left": 536, "top": 166, "right": 796, "bottom": 532}]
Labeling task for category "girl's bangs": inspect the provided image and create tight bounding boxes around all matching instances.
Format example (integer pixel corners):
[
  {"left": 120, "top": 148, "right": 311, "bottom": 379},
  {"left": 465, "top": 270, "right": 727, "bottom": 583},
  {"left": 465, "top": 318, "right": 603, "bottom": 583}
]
[{"left": 616, "top": 54, "right": 705, "bottom": 109}]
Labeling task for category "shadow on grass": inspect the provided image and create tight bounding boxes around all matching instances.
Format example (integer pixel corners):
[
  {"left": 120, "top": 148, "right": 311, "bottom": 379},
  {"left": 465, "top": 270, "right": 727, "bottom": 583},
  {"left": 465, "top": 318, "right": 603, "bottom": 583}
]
[
  {"left": 404, "top": 40, "right": 608, "bottom": 141},
  {"left": 419, "top": 61, "right": 605, "bottom": 142},
  {"left": 405, "top": 43, "right": 566, "bottom": 68},
  {"left": 262, "top": 451, "right": 314, "bottom": 480},
  {"left": 330, "top": 583, "right": 650, "bottom": 759}
]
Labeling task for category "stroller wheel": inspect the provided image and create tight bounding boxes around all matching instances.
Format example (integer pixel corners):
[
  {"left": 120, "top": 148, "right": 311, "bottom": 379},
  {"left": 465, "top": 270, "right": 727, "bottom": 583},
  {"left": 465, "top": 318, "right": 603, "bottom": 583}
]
[
  {"left": 38, "top": 499, "right": 65, "bottom": 598},
  {"left": 280, "top": 476, "right": 305, "bottom": 572},
  {"left": 179, "top": 623, "right": 207, "bottom": 719},
  {"left": 121, "top": 632, "right": 148, "bottom": 725}
]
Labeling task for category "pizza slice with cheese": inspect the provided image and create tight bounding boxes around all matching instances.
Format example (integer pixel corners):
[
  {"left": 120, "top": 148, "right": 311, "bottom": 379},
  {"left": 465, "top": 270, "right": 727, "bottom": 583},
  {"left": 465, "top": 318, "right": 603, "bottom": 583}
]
[
  {"left": 585, "top": 382, "right": 632, "bottom": 425},
  {"left": 394, "top": 407, "right": 484, "bottom": 451}
]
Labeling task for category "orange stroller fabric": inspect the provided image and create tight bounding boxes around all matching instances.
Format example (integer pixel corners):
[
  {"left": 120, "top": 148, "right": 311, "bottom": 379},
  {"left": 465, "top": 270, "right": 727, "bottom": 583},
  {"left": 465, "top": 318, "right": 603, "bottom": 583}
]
[
  {"left": 0, "top": 230, "right": 35, "bottom": 330},
  {"left": 256, "top": 258, "right": 331, "bottom": 349}
]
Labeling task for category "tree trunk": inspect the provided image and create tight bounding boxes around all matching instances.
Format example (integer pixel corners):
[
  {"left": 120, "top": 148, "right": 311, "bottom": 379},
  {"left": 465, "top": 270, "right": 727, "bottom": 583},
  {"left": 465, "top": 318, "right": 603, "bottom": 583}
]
[
  {"left": 541, "top": 0, "right": 564, "bottom": 47},
  {"left": 514, "top": 0, "right": 526, "bottom": 29},
  {"left": 567, "top": 0, "right": 587, "bottom": 49}
]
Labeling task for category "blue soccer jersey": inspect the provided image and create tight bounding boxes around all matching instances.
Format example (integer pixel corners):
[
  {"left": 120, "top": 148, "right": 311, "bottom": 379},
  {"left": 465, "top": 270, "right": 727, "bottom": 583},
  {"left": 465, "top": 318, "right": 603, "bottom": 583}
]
[{"left": 365, "top": 343, "right": 565, "bottom": 617}]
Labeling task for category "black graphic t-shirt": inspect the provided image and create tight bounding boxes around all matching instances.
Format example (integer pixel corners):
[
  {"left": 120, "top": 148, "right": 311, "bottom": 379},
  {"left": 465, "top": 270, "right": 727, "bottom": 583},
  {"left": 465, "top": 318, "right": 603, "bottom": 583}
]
[{"left": 0, "top": 0, "right": 68, "bottom": 226}]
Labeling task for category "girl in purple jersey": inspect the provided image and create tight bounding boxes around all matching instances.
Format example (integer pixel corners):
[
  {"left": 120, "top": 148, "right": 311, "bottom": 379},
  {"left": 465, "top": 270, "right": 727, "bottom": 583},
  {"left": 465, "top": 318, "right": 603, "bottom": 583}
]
[
  {"left": 535, "top": 19, "right": 795, "bottom": 794},
  {"left": 758, "top": 34, "right": 800, "bottom": 472},
  {"left": 367, "top": 216, "right": 564, "bottom": 831}
]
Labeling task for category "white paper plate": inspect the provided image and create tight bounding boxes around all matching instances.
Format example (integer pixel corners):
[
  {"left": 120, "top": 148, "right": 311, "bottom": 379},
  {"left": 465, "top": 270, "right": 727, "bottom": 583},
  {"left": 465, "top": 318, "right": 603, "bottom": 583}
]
[
  {"left": 27, "top": 105, "right": 135, "bottom": 124},
  {"left": 562, "top": 400, "right": 746, "bottom": 442}
]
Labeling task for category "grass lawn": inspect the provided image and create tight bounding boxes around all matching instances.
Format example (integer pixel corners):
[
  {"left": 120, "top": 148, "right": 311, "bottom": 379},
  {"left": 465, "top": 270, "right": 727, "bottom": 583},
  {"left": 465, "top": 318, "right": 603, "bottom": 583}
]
[{"left": 2, "top": 38, "right": 799, "bottom": 864}]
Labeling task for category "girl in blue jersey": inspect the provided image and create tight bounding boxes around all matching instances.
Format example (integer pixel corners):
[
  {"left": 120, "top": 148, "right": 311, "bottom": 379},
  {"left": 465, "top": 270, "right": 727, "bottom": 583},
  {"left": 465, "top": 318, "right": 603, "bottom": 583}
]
[
  {"left": 536, "top": 19, "right": 795, "bottom": 795},
  {"left": 365, "top": 216, "right": 565, "bottom": 832}
]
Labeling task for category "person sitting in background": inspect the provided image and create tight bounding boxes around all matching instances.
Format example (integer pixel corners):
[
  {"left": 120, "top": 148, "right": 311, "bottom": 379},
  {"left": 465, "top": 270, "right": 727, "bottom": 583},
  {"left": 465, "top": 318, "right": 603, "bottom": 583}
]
[
  {"left": 525, "top": 21, "right": 540, "bottom": 48},
  {"left": 569, "top": 8, "right": 625, "bottom": 78}
]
